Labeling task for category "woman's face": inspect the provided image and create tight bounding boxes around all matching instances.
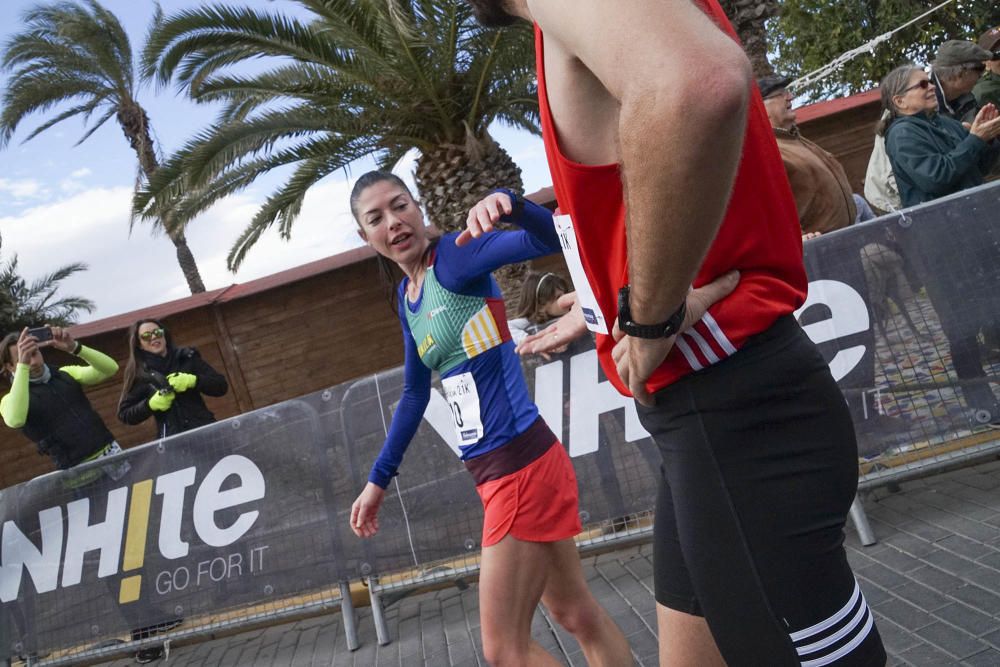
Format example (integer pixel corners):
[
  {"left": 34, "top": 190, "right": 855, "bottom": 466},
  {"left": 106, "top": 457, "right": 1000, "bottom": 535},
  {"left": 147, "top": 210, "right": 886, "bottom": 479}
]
[
  {"left": 355, "top": 181, "right": 428, "bottom": 267},
  {"left": 895, "top": 70, "right": 938, "bottom": 116},
  {"left": 138, "top": 322, "right": 167, "bottom": 357}
]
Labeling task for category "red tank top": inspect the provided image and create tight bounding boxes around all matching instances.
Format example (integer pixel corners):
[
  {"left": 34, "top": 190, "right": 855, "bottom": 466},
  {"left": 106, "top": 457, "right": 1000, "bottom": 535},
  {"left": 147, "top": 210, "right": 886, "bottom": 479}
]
[{"left": 535, "top": 3, "right": 807, "bottom": 396}]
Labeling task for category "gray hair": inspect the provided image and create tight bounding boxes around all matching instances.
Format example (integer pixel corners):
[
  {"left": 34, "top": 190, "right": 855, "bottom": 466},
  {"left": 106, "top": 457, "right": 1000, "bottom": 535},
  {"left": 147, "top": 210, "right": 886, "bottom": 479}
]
[
  {"left": 931, "top": 63, "right": 968, "bottom": 82},
  {"left": 876, "top": 64, "right": 924, "bottom": 136}
]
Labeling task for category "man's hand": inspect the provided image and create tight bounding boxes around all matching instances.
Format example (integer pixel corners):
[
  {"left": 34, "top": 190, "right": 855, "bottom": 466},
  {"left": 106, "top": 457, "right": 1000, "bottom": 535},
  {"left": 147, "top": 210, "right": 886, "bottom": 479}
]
[
  {"left": 612, "top": 270, "right": 739, "bottom": 406},
  {"left": 16, "top": 328, "right": 40, "bottom": 364},
  {"left": 49, "top": 326, "right": 76, "bottom": 353},
  {"left": 456, "top": 191, "right": 513, "bottom": 246},
  {"left": 350, "top": 482, "right": 386, "bottom": 538},
  {"left": 515, "top": 292, "right": 584, "bottom": 359}
]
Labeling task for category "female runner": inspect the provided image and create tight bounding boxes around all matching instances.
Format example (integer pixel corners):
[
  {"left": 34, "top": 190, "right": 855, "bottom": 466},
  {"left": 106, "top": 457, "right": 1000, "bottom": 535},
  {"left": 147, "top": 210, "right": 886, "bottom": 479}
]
[{"left": 347, "top": 170, "right": 631, "bottom": 666}]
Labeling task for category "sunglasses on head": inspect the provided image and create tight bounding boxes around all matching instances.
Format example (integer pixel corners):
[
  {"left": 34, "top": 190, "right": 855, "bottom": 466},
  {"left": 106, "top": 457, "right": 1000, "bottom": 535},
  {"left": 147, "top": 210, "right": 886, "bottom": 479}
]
[
  {"left": 902, "top": 78, "right": 932, "bottom": 93},
  {"left": 139, "top": 328, "right": 165, "bottom": 341}
]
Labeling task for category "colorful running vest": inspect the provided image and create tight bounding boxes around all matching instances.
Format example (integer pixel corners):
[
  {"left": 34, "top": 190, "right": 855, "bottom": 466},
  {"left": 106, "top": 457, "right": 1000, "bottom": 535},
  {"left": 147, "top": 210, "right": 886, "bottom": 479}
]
[{"left": 405, "top": 266, "right": 510, "bottom": 374}]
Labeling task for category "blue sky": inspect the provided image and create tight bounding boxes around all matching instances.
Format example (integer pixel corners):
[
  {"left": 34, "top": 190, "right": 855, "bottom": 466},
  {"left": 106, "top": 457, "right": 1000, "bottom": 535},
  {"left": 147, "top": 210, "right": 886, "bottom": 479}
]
[{"left": 0, "top": 0, "right": 551, "bottom": 320}]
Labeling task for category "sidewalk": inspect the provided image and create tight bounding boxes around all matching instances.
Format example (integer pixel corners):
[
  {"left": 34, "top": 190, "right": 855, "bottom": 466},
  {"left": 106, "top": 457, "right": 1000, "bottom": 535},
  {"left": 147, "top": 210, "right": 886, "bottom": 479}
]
[{"left": 94, "top": 458, "right": 1000, "bottom": 666}]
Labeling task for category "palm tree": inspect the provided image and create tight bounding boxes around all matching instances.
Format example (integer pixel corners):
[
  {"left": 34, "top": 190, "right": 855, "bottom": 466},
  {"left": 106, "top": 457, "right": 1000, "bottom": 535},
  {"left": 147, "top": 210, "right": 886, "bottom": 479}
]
[
  {"left": 137, "top": 0, "right": 538, "bottom": 289},
  {"left": 0, "top": 0, "right": 207, "bottom": 293},
  {"left": 719, "top": 0, "right": 778, "bottom": 77},
  {"left": 0, "top": 236, "right": 95, "bottom": 332}
]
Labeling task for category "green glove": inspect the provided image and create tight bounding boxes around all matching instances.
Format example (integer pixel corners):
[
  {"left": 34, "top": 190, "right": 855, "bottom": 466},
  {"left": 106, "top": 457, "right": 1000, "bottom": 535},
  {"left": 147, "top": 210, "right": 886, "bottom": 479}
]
[
  {"left": 167, "top": 372, "right": 197, "bottom": 393},
  {"left": 149, "top": 391, "right": 175, "bottom": 412}
]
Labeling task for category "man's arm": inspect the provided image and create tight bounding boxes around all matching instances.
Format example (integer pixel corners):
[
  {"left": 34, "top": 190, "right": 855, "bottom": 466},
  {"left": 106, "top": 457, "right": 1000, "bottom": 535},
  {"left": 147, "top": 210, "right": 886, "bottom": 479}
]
[
  {"left": 60, "top": 346, "right": 120, "bottom": 386},
  {"left": 529, "top": 0, "right": 751, "bottom": 323},
  {"left": 0, "top": 364, "right": 31, "bottom": 428}
]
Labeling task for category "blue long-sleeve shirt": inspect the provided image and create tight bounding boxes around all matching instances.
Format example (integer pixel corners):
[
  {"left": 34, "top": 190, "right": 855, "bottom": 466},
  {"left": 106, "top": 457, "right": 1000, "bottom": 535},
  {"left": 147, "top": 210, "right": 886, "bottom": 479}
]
[{"left": 368, "top": 192, "right": 560, "bottom": 487}]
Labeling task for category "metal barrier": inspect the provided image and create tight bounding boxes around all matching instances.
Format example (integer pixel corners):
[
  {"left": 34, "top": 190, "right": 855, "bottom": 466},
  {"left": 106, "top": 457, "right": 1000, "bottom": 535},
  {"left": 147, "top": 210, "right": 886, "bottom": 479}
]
[{"left": 2, "top": 181, "right": 999, "bottom": 661}]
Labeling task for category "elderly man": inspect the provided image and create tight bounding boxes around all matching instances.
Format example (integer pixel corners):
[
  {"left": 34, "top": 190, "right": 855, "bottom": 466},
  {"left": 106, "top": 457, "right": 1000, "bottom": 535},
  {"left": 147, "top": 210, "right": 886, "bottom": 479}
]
[
  {"left": 466, "top": 1, "right": 887, "bottom": 665},
  {"left": 759, "top": 74, "right": 862, "bottom": 235},
  {"left": 932, "top": 40, "right": 993, "bottom": 122},
  {"left": 974, "top": 27, "right": 1000, "bottom": 109}
]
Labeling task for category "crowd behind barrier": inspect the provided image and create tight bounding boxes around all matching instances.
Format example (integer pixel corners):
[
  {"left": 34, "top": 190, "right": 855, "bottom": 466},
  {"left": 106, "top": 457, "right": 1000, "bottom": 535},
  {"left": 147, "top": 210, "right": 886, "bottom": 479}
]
[{"left": 1, "top": 181, "right": 999, "bottom": 663}]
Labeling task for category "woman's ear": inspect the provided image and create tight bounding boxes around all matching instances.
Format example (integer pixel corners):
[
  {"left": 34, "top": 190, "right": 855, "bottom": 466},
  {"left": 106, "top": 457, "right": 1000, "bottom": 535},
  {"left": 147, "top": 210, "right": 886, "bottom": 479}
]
[{"left": 356, "top": 228, "right": 368, "bottom": 244}]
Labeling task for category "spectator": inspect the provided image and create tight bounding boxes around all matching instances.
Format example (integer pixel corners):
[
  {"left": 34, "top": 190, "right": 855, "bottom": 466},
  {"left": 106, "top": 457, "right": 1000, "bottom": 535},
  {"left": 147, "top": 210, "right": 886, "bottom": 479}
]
[
  {"left": 931, "top": 40, "right": 993, "bottom": 123},
  {"left": 974, "top": 28, "right": 1000, "bottom": 113},
  {"left": 758, "top": 74, "right": 860, "bottom": 234},
  {"left": 880, "top": 64, "right": 1000, "bottom": 207},
  {"left": 1, "top": 327, "right": 121, "bottom": 472},
  {"left": 0, "top": 327, "right": 173, "bottom": 663},
  {"left": 118, "top": 319, "right": 228, "bottom": 439},
  {"left": 880, "top": 63, "right": 1000, "bottom": 426},
  {"left": 508, "top": 271, "right": 571, "bottom": 346}
]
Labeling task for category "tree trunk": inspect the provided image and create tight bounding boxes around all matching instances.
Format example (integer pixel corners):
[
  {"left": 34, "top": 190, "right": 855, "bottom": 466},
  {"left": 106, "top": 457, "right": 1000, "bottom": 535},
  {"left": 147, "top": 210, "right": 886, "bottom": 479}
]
[
  {"left": 719, "top": 0, "right": 779, "bottom": 77},
  {"left": 414, "top": 131, "right": 528, "bottom": 304},
  {"left": 118, "top": 99, "right": 207, "bottom": 294}
]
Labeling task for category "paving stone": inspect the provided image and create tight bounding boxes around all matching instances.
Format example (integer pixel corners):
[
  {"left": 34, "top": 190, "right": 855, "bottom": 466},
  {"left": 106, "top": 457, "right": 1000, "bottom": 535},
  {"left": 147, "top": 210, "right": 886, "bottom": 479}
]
[
  {"left": 873, "top": 597, "right": 935, "bottom": 632},
  {"left": 869, "top": 545, "right": 925, "bottom": 572},
  {"left": 870, "top": 617, "right": 922, "bottom": 656},
  {"left": 898, "top": 641, "right": 961, "bottom": 666},
  {"left": 922, "top": 547, "right": 982, "bottom": 575},
  {"left": 891, "top": 581, "right": 952, "bottom": 612},
  {"left": 909, "top": 564, "right": 966, "bottom": 593},
  {"left": 948, "top": 584, "right": 1000, "bottom": 616},
  {"left": 855, "top": 561, "right": 910, "bottom": 590},
  {"left": 915, "top": 621, "right": 989, "bottom": 659},
  {"left": 931, "top": 603, "right": 999, "bottom": 638},
  {"left": 963, "top": 648, "right": 1000, "bottom": 666},
  {"left": 938, "top": 534, "right": 998, "bottom": 560}
]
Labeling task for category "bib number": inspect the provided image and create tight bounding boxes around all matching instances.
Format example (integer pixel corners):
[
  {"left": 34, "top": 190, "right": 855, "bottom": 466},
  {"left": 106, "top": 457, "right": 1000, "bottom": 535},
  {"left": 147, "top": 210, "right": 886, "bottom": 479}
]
[
  {"left": 554, "top": 214, "right": 609, "bottom": 334},
  {"left": 442, "top": 372, "right": 484, "bottom": 446}
]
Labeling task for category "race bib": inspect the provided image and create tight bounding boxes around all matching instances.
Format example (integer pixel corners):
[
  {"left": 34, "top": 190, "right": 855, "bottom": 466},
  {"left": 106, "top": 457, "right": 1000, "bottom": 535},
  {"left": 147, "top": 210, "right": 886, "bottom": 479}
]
[
  {"left": 441, "top": 372, "right": 484, "bottom": 446},
  {"left": 554, "top": 214, "right": 609, "bottom": 334}
]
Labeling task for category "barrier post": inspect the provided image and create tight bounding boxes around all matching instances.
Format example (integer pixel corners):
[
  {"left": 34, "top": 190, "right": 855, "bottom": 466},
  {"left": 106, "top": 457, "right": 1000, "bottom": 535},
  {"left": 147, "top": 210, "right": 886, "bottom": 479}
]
[
  {"left": 849, "top": 494, "right": 877, "bottom": 546},
  {"left": 368, "top": 578, "right": 392, "bottom": 646},
  {"left": 339, "top": 581, "right": 359, "bottom": 651}
]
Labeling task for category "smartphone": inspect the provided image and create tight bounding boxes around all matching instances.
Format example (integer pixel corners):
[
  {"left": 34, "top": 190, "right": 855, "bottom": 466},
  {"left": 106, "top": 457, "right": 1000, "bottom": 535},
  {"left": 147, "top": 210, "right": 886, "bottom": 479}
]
[{"left": 27, "top": 326, "right": 53, "bottom": 343}]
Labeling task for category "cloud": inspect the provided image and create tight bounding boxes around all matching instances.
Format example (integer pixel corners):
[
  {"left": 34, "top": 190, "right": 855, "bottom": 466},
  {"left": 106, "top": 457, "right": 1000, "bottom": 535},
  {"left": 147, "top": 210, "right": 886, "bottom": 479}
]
[
  {"left": 70, "top": 168, "right": 92, "bottom": 179},
  {"left": 0, "top": 177, "right": 367, "bottom": 322},
  {"left": 0, "top": 177, "right": 45, "bottom": 202}
]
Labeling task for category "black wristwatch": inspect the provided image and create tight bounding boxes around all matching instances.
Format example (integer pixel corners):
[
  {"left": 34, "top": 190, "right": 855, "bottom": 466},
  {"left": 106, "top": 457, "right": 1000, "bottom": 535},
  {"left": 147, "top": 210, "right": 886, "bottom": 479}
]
[{"left": 617, "top": 286, "right": 686, "bottom": 339}]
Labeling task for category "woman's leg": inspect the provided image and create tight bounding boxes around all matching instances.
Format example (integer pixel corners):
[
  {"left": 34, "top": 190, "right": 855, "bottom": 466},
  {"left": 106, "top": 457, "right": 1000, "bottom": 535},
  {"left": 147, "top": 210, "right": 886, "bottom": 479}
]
[
  {"left": 539, "top": 538, "right": 633, "bottom": 666},
  {"left": 478, "top": 536, "right": 563, "bottom": 667}
]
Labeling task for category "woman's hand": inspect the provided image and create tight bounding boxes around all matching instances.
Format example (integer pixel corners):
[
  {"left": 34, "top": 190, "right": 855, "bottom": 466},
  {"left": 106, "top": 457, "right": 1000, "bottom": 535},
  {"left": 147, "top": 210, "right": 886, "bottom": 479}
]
[
  {"left": 456, "top": 191, "right": 513, "bottom": 246},
  {"left": 350, "top": 482, "right": 386, "bottom": 538},
  {"left": 970, "top": 104, "right": 1000, "bottom": 142}
]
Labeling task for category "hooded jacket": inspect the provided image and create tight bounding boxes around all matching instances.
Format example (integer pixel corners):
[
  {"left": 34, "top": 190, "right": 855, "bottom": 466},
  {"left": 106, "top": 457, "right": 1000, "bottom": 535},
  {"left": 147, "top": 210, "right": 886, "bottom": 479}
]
[{"left": 118, "top": 346, "right": 228, "bottom": 438}]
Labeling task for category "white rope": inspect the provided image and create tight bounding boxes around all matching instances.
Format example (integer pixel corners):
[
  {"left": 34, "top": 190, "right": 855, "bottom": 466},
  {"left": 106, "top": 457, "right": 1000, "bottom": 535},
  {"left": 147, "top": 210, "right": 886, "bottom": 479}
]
[{"left": 789, "top": 0, "right": 957, "bottom": 92}]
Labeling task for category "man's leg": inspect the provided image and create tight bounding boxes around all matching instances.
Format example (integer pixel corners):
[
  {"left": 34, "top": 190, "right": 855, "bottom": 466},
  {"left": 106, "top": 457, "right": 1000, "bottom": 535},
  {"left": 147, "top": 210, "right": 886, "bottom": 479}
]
[
  {"left": 538, "top": 538, "right": 632, "bottom": 666},
  {"left": 478, "top": 536, "right": 562, "bottom": 667},
  {"left": 657, "top": 605, "right": 725, "bottom": 667}
]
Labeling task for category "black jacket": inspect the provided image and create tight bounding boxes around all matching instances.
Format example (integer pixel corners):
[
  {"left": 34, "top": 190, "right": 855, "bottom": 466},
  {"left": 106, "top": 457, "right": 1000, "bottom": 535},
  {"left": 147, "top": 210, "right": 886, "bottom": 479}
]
[
  {"left": 118, "top": 347, "right": 228, "bottom": 438},
  {"left": 22, "top": 365, "right": 116, "bottom": 469}
]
